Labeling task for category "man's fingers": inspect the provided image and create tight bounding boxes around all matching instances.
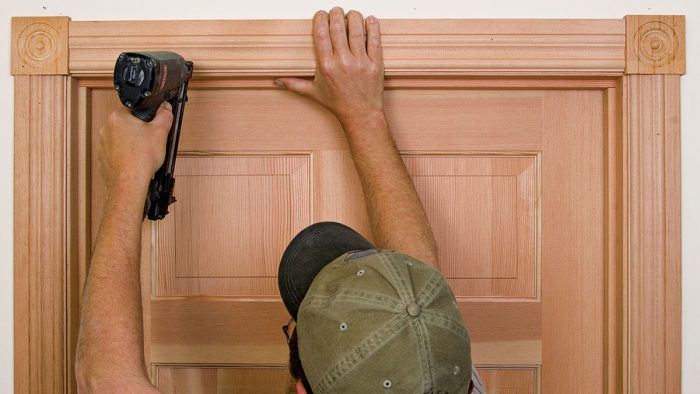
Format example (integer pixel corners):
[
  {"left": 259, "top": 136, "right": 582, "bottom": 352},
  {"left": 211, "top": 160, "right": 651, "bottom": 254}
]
[
  {"left": 346, "top": 10, "right": 367, "bottom": 58},
  {"left": 366, "top": 16, "right": 383, "bottom": 63},
  {"left": 275, "top": 78, "right": 315, "bottom": 98},
  {"left": 328, "top": 7, "right": 350, "bottom": 56},
  {"left": 313, "top": 11, "right": 333, "bottom": 61}
]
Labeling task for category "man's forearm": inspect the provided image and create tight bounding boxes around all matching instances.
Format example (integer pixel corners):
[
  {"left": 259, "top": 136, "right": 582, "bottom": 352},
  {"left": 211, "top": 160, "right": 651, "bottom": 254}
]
[
  {"left": 76, "top": 179, "right": 153, "bottom": 389},
  {"left": 341, "top": 111, "right": 439, "bottom": 267}
]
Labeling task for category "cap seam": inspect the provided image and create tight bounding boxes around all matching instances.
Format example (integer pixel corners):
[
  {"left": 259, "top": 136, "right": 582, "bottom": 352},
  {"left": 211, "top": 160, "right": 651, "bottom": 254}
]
[
  {"left": 419, "top": 318, "right": 437, "bottom": 389},
  {"left": 380, "top": 252, "right": 415, "bottom": 304},
  {"left": 316, "top": 314, "right": 409, "bottom": 392},
  {"left": 303, "top": 289, "right": 404, "bottom": 313},
  {"left": 411, "top": 317, "right": 434, "bottom": 391},
  {"left": 415, "top": 269, "right": 445, "bottom": 309},
  {"left": 421, "top": 310, "right": 470, "bottom": 341}
]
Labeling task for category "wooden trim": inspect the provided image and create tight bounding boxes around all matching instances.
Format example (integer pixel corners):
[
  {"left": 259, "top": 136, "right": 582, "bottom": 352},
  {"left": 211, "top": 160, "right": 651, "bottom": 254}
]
[
  {"left": 68, "top": 19, "right": 625, "bottom": 77},
  {"left": 625, "top": 15, "right": 686, "bottom": 75},
  {"left": 12, "top": 17, "right": 683, "bottom": 393},
  {"left": 623, "top": 74, "right": 682, "bottom": 393},
  {"left": 12, "top": 17, "right": 70, "bottom": 75},
  {"left": 14, "top": 75, "right": 69, "bottom": 393}
]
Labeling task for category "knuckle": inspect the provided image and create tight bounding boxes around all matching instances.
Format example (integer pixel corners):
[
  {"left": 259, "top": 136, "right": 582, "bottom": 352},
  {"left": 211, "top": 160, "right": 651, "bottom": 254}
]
[
  {"left": 330, "top": 21, "right": 345, "bottom": 32},
  {"left": 107, "top": 111, "right": 120, "bottom": 126},
  {"left": 339, "top": 56, "right": 353, "bottom": 68},
  {"left": 319, "top": 59, "right": 335, "bottom": 73}
]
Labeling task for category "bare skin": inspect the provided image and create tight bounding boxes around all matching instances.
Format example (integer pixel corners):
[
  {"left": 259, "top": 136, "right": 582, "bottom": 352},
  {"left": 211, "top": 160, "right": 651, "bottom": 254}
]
[
  {"left": 277, "top": 8, "right": 439, "bottom": 268},
  {"left": 75, "top": 8, "right": 439, "bottom": 394},
  {"left": 75, "top": 103, "right": 172, "bottom": 393}
]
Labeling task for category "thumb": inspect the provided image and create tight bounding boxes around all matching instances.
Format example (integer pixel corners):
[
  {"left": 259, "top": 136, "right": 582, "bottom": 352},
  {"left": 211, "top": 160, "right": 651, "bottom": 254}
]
[
  {"left": 275, "top": 78, "right": 315, "bottom": 97},
  {"left": 151, "top": 101, "right": 174, "bottom": 133}
]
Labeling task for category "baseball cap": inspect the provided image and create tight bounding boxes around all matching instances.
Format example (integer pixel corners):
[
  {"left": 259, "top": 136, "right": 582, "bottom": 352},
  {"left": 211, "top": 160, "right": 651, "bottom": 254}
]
[{"left": 278, "top": 221, "right": 472, "bottom": 393}]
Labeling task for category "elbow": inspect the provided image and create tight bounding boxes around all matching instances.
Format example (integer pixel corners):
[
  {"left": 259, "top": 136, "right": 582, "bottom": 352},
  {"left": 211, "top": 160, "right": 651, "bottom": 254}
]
[
  {"left": 75, "top": 359, "right": 99, "bottom": 394},
  {"left": 75, "top": 359, "right": 108, "bottom": 393}
]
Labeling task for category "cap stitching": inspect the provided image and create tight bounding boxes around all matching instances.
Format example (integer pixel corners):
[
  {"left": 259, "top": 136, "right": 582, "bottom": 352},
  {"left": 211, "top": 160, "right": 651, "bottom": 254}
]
[
  {"left": 303, "top": 289, "right": 404, "bottom": 313},
  {"left": 411, "top": 317, "right": 433, "bottom": 391},
  {"left": 419, "top": 319, "right": 437, "bottom": 388},
  {"left": 415, "top": 270, "right": 445, "bottom": 309},
  {"left": 380, "top": 252, "right": 415, "bottom": 304},
  {"left": 316, "top": 314, "right": 409, "bottom": 392},
  {"left": 421, "top": 310, "right": 470, "bottom": 341}
]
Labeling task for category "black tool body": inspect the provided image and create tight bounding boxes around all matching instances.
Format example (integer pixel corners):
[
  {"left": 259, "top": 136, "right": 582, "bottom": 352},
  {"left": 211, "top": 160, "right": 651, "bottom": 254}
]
[{"left": 113, "top": 51, "right": 193, "bottom": 220}]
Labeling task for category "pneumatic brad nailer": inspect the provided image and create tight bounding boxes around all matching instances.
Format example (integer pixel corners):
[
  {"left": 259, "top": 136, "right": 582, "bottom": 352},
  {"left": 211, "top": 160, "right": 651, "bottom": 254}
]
[{"left": 113, "top": 51, "right": 193, "bottom": 220}]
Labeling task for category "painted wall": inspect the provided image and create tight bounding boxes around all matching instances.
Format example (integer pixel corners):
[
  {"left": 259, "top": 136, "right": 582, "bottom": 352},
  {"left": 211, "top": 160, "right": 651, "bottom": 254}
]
[{"left": 2, "top": 1, "right": 698, "bottom": 392}]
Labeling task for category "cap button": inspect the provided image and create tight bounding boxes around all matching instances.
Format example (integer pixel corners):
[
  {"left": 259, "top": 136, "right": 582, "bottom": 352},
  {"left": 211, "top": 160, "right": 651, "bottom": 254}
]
[{"left": 406, "top": 303, "right": 421, "bottom": 317}]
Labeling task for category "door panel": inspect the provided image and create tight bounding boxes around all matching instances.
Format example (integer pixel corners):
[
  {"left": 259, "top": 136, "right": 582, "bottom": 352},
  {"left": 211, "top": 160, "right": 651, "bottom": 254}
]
[{"left": 88, "top": 84, "right": 606, "bottom": 393}]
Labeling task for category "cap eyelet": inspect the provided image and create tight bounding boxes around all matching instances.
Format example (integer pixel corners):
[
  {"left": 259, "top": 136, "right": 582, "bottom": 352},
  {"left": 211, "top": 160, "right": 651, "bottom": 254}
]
[
  {"left": 339, "top": 322, "right": 348, "bottom": 331},
  {"left": 383, "top": 379, "right": 392, "bottom": 388},
  {"left": 356, "top": 269, "right": 366, "bottom": 277},
  {"left": 453, "top": 365, "right": 460, "bottom": 375}
]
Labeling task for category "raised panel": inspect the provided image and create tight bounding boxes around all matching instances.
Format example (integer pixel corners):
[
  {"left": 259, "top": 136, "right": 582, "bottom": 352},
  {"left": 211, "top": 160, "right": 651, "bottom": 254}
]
[
  {"left": 156, "top": 155, "right": 311, "bottom": 297},
  {"left": 479, "top": 368, "right": 538, "bottom": 394},
  {"left": 156, "top": 366, "right": 293, "bottom": 394},
  {"left": 404, "top": 155, "right": 538, "bottom": 298}
]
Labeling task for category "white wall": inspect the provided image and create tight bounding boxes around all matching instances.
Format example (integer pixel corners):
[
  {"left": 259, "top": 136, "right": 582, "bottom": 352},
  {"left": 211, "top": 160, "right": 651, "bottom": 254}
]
[{"left": 2, "top": 1, "right": 698, "bottom": 392}]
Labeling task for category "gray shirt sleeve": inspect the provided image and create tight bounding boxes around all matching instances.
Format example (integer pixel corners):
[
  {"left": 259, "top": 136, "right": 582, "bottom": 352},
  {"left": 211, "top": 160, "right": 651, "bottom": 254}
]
[{"left": 469, "top": 365, "right": 486, "bottom": 394}]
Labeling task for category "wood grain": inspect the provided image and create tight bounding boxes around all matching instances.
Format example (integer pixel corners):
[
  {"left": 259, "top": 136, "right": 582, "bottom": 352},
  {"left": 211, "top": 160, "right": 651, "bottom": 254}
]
[
  {"left": 12, "top": 17, "right": 70, "bottom": 75},
  {"left": 625, "top": 15, "right": 685, "bottom": 75},
  {"left": 156, "top": 155, "right": 311, "bottom": 296},
  {"left": 479, "top": 367, "right": 538, "bottom": 394},
  {"left": 541, "top": 90, "right": 605, "bottom": 393},
  {"left": 14, "top": 75, "right": 68, "bottom": 393},
  {"left": 156, "top": 366, "right": 295, "bottom": 394},
  {"left": 150, "top": 300, "right": 540, "bottom": 365},
  {"left": 68, "top": 19, "right": 625, "bottom": 76},
  {"left": 405, "top": 155, "right": 538, "bottom": 298},
  {"left": 12, "top": 17, "right": 685, "bottom": 394},
  {"left": 623, "top": 75, "right": 681, "bottom": 394}
]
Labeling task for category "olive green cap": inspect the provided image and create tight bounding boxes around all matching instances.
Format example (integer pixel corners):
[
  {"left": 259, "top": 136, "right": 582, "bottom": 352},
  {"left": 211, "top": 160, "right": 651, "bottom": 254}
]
[{"left": 297, "top": 249, "right": 472, "bottom": 393}]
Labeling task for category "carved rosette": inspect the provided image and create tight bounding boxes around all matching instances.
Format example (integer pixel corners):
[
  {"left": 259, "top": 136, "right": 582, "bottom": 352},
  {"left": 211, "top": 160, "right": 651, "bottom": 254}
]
[
  {"left": 625, "top": 15, "right": 685, "bottom": 75},
  {"left": 12, "top": 17, "right": 70, "bottom": 75}
]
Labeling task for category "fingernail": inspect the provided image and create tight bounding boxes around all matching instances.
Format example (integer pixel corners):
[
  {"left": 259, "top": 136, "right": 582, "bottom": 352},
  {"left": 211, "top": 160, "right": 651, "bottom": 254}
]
[
  {"left": 369, "top": 15, "right": 376, "bottom": 23},
  {"left": 274, "top": 79, "right": 285, "bottom": 87}
]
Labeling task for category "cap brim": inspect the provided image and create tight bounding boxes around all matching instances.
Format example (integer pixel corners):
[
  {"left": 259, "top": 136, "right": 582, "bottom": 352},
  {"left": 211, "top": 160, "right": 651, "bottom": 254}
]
[{"left": 278, "top": 221, "right": 374, "bottom": 320}]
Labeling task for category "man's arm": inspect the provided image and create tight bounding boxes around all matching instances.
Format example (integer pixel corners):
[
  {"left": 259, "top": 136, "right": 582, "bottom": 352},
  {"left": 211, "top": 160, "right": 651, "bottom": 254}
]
[
  {"left": 276, "top": 8, "right": 439, "bottom": 267},
  {"left": 75, "top": 103, "right": 173, "bottom": 393}
]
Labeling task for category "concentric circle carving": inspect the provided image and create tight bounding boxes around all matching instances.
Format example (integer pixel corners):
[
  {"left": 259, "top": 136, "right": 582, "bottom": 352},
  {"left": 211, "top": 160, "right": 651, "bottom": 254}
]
[
  {"left": 17, "top": 22, "right": 60, "bottom": 63},
  {"left": 633, "top": 21, "right": 679, "bottom": 68}
]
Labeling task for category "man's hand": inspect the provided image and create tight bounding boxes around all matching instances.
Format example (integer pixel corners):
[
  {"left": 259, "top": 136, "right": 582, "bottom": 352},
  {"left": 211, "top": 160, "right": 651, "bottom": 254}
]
[
  {"left": 98, "top": 102, "right": 173, "bottom": 195},
  {"left": 275, "top": 8, "right": 383, "bottom": 126},
  {"left": 276, "top": 8, "right": 440, "bottom": 267}
]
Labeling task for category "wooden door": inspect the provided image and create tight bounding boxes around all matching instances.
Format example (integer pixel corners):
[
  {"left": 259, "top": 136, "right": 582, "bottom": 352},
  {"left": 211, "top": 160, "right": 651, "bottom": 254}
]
[
  {"left": 12, "top": 16, "right": 684, "bottom": 394},
  {"left": 82, "top": 80, "right": 613, "bottom": 393}
]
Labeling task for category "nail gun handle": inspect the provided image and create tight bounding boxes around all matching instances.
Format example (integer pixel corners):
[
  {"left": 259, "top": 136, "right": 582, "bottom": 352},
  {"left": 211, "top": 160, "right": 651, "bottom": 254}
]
[{"left": 144, "top": 62, "right": 192, "bottom": 220}]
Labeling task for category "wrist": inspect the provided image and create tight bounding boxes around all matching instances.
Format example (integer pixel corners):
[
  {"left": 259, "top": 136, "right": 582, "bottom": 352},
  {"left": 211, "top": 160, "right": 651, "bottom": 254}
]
[
  {"left": 106, "top": 173, "right": 151, "bottom": 208},
  {"left": 338, "top": 110, "right": 386, "bottom": 130}
]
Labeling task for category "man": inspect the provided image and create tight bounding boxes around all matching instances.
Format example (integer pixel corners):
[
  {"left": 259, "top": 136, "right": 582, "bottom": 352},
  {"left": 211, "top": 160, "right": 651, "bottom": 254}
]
[{"left": 76, "top": 7, "right": 483, "bottom": 393}]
